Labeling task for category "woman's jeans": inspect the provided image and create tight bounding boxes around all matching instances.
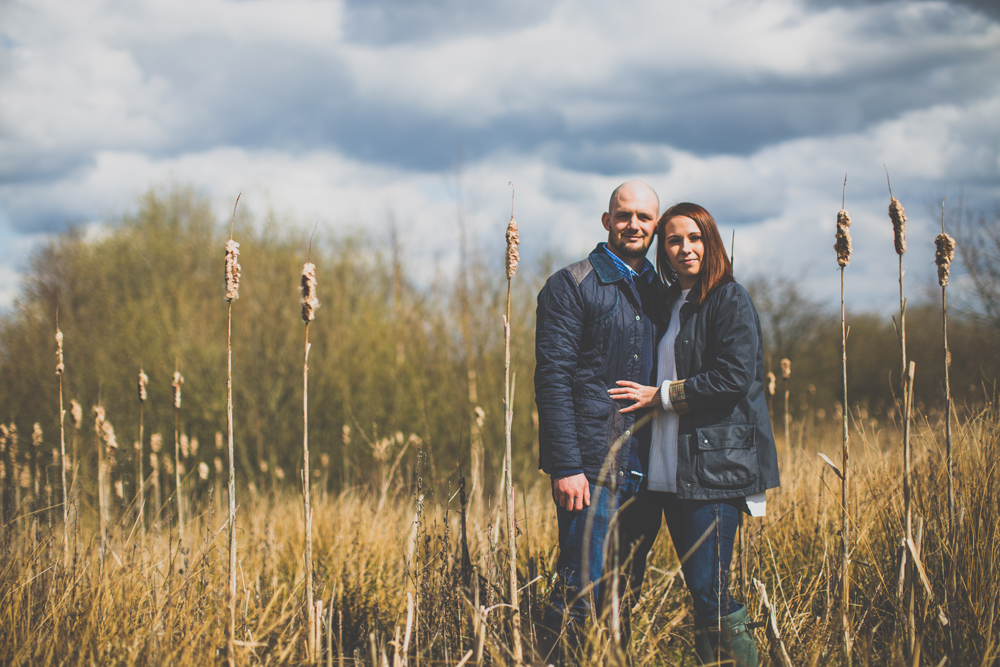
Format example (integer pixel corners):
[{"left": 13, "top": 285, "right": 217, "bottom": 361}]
[{"left": 545, "top": 480, "right": 744, "bottom": 630}]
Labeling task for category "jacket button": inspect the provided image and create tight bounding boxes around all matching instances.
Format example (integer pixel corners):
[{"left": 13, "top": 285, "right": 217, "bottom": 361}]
[
  {"left": 619, "top": 471, "right": 624, "bottom": 476},
  {"left": 624, "top": 429, "right": 631, "bottom": 436},
  {"left": 633, "top": 354, "right": 638, "bottom": 359},
  {"left": 635, "top": 315, "right": 641, "bottom": 320}
]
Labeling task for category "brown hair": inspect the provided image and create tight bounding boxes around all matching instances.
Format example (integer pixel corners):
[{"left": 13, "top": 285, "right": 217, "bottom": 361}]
[{"left": 656, "top": 202, "right": 734, "bottom": 304}]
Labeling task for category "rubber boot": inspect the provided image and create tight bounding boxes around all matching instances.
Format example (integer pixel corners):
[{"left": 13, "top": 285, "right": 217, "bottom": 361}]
[{"left": 693, "top": 608, "right": 758, "bottom": 667}]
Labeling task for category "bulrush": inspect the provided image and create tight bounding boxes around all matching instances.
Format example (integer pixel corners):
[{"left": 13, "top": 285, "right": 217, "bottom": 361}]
[
  {"left": 172, "top": 371, "right": 185, "bottom": 547},
  {"left": 136, "top": 369, "right": 148, "bottom": 538},
  {"left": 93, "top": 406, "right": 111, "bottom": 557},
  {"left": 225, "top": 239, "right": 241, "bottom": 302},
  {"left": 55, "top": 326, "right": 68, "bottom": 561},
  {"left": 505, "top": 217, "right": 519, "bottom": 280},
  {"left": 935, "top": 233, "right": 956, "bottom": 288},
  {"left": 890, "top": 197, "right": 907, "bottom": 256},
  {"left": 301, "top": 262, "right": 319, "bottom": 322},
  {"left": 835, "top": 210, "right": 853, "bottom": 268},
  {"left": 172, "top": 372, "right": 183, "bottom": 410}
]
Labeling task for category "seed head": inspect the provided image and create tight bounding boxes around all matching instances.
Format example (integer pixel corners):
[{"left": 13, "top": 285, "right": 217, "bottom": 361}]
[
  {"left": 300, "top": 262, "right": 319, "bottom": 322},
  {"left": 781, "top": 358, "right": 792, "bottom": 379},
  {"left": 767, "top": 371, "right": 776, "bottom": 396},
  {"left": 55, "top": 329, "right": 64, "bottom": 375},
  {"left": 198, "top": 462, "right": 210, "bottom": 480},
  {"left": 138, "top": 369, "right": 148, "bottom": 402},
  {"left": 835, "top": 210, "right": 852, "bottom": 268},
  {"left": 70, "top": 400, "right": 82, "bottom": 429},
  {"left": 32, "top": 423, "right": 42, "bottom": 447},
  {"left": 134, "top": 439, "right": 141, "bottom": 452},
  {"left": 172, "top": 372, "right": 183, "bottom": 410},
  {"left": 342, "top": 424, "right": 351, "bottom": 446},
  {"left": 505, "top": 218, "right": 520, "bottom": 280},
  {"left": 214, "top": 457, "right": 223, "bottom": 474},
  {"left": 889, "top": 197, "right": 906, "bottom": 255},
  {"left": 150, "top": 452, "right": 159, "bottom": 471},
  {"left": 935, "top": 233, "right": 956, "bottom": 287},
  {"left": 225, "top": 239, "right": 241, "bottom": 302},
  {"left": 215, "top": 432, "right": 223, "bottom": 450},
  {"left": 181, "top": 434, "right": 190, "bottom": 459},
  {"left": 151, "top": 433, "right": 163, "bottom": 453}
]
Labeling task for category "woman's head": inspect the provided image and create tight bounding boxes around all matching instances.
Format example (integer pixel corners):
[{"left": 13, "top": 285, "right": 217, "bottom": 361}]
[{"left": 657, "top": 202, "right": 733, "bottom": 301}]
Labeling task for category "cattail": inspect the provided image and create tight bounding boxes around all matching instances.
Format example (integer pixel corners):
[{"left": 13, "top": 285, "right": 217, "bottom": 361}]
[
  {"left": 767, "top": 371, "right": 776, "bottom": 396},
  {"left": 890, "top": 197, "right": 906, "bottom": 256},
  {"left": 138, "top": 369, "right": 148, "bottom": 402},
  {"left": 32, "top": 423, "right": 42, "bottom": 448},
  {"left": 935, "top": 233, "right": 956, "bottom": 287},
  {"left": 301, "top": 262, "right": 319, "bottom": 322},
  {"left": 70, "top": 400, "right": 82, "bottom": 429},
  {"left": 151, "top": 433, "right": 163, "bottom": 453},
  {"left": 225, "top": 239, "right": 241, "bottom": 302},
  {"left": 94, "top": 406, "right": 109, "bottom": 556},
  {"left": 198, "top": 462, "right": 209, "bottom": 481},
  {"left": 781, "top": 358, "right": 792, "bottom": 379},
  {"left": 181, "top": 434, "right": 190, "bottom": 459},
  {"left": 505, "top": 217, "right": 519, "bottom": 280},
  {"left": 214, "top": 457, "right": 223, "bottom": 474},
  {"left": 55, "top": 329, "right": 64, "bottom": 375},
  {"left": 190, "top": 437, "right": 199, "bottom": 456},
  {"left": 835, "top": 210, "right": 852, "bottom": 267},
  {"left": 172, "top": 372, "right": 183, "bottom": 409},
  {"left": 215, "top": 432, "right": 223, "bottom": 450}
]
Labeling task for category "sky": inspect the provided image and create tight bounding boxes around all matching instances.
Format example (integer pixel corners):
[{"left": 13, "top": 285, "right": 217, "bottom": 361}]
[{"left": 1, "top": 0, "right": 998, "bottom": 312}]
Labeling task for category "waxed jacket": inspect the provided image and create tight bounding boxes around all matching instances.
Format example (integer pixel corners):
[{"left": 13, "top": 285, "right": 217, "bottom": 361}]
[
  {"left": 535, "top": 245, "right": 665, "bottom": 482},
  {"left": 663, "top": 280, "right": 781, "bottom": 499}
]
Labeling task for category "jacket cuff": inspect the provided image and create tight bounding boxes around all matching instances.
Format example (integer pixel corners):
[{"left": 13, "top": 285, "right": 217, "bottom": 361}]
[
  {"left": 660, "top": 381, "right": 673, "bottom": 411},
  {"left": 551, "top": 468, "right": 584, "bottom": 480},
  {"left": 668, "top": 380, "right": 691, "bottom": 415}
]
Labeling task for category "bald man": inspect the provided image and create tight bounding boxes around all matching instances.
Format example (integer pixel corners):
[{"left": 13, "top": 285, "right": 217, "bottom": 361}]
[{"left": 534, "top": 181, "right": 664, "bottom": 657}]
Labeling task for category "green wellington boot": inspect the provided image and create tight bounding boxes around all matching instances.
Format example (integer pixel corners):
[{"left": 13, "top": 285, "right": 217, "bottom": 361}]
[{"left": 693, "top": 607, "right": 759, "bottom": 667}]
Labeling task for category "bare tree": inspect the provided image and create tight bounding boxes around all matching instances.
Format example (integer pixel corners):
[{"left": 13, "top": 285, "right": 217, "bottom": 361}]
[{"left": 955, "top": 204, "right": 1000, "bottom": 332}]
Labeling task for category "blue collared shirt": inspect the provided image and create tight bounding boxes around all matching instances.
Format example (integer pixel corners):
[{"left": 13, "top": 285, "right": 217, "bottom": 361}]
[{"left": 601, "top": 243, "right": 656, "bottom": 286}]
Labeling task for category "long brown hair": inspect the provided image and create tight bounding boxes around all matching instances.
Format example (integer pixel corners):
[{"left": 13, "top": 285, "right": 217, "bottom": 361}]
[{"left": 656, "top": 202, "right": 734, "bottom": 304}]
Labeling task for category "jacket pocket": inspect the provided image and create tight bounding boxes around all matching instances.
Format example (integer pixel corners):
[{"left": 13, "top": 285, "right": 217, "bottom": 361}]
[{"left": 694, "top": 423, "right": 759, "bottom": 490}]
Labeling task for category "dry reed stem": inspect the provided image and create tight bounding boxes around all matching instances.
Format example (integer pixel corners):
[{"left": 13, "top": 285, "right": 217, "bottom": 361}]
[
  {"left": 836, "top": 195, "right": 852, "bottom": 666},
  {"left": 938, "top": 200, "right": 956, "bottom": 539},
  {"left": 301, "top": 260, "right": 317, "bottom": 661},
  {"left": 172, "top": 371, "right": 185, "bottom": 549},
  {"left": 55, "top": 326, "right": 69, "bottom": 563},
  {"left": 225, "top": 194, "right": 240, "bottom": 667}
]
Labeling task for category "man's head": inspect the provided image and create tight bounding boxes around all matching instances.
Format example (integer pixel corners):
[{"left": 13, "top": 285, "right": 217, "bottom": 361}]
[{"left": 602, "top": 181, "right": 659, "bottom": 268}]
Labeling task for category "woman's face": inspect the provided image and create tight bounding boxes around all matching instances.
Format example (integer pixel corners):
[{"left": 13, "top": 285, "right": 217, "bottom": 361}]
[{"left": 661, "top": 215, "right": 704, "bottom": 289}]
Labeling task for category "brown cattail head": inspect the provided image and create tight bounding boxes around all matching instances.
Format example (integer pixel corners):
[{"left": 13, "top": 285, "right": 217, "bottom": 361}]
[
  {"left": 935, "top": 233, "right": 956, "bottom": 287},
  {"left": 342, "top": 424, "right": 351, "bottom": 446},
  {"left": 70, "top": 400, "right": 82, "bottom": 429},
  {"left": 767, "top": 371, "right": 776, "bottom": 396},
  {"left": 55, "top": 329, "right": 64, "bottom": 375},
  {"left": 300, "top": 262, "right": 319, "bottom": 322},
  {"left": 835, "top": 210, "right": 852, "bottom": 268},
  {"left": 172, "top": 372, "right": 183, "bottom": 410},
  {"left": 225, "top": 239, "right": 241, "bottom": 302},
  {"left": 93, "top": 406, "right": 106, "bottom": 436},
  {"left": 889, "top": 197, "right": 906, "bottom": 255},
  {"left": 32, "top": 423, "right": 42, "bottom": 447},
  {"left": 180, "top": 434, "right": 190, "bottom": 459},
  {"left": 505, "top": 217, "right": 520, "bottom": 280},
  {"left": 215, "top": 431, "right": 223, "bottom": 450},
  {"left": 781, "top": 358, "right": 792, "bottom": 379},
  {"left": 138, "top": 369, "right": 148, "bottom": 403},
  {"left": 151, "top": 433, "right": 163, "bottom": 453},
  {"left": 198, "top": 462, "right": 210, "bottom": 480},
  {"left": 0, "top": 424, "right": 6, "bottom": 453}
]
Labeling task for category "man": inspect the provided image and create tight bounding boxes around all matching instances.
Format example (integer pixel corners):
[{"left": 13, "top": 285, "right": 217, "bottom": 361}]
[{"left": 534, "top": 180, "right": 663, "bottom": 656}]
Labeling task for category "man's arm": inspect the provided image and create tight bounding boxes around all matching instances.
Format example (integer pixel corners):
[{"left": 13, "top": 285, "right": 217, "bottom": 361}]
[{"left": 535, "top": 269, "right": 585, "bottom": 477}]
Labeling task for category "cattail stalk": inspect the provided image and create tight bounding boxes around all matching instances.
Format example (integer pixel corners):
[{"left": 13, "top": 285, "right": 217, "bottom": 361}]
[
  {"left": 225, "top": 195, "right": 241, "bottom": 666},
  {"left": 502, "top": 194, "right": 523, "bottom": 663},
  {"left": 137, "top": 369, "right": 148, "bottom": 542},
  {"left": 835, "top": 183, "right": 853, "bottom": 666},
  {"left": 781, "top": 359, "right": 792, "bottom": 452},
  {"left": 94, "top": 407, "right": 108, "bottom": 560},
  {"left": 172, "top": 370, "right": 185, "bottom": 548},
  {"left": 55, "top": 325, "right": 69, "bottom": 564},
  {"left": 150, "top": 434, "right": 163, "bottom": 532},
  {"left": 301, "top": 260, "right": 318, "bottom": 662},
  {"left": 935, "top": 200, "right": 957, "bottom": 534}
]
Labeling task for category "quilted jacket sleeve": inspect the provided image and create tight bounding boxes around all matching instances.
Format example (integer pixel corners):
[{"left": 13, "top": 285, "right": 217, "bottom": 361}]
[{"left": 534, "top": 269, "right": 584, "bottom": 473}]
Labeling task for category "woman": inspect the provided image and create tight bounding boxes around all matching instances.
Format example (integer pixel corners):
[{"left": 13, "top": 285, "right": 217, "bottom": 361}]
[{"left": 609, "top": 202, "right": 780, "bottom": 667}]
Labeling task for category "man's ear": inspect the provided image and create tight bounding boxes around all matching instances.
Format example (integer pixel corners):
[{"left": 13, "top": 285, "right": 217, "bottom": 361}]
[{"left": 601, "top": 212, "right": 611, "bottom": 232}]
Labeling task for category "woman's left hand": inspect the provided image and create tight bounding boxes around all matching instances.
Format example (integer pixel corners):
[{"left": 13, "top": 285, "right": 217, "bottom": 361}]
[{"left": 609, "top": 380, "right": 660, "bottom": 413}]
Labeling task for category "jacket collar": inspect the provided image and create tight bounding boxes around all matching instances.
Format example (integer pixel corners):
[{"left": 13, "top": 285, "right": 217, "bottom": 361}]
[{"left": 590, "top": 243, "right": 653, "bottom": 285}]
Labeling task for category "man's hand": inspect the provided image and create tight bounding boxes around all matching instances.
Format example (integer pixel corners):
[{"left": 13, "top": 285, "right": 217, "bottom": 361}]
[{"left": 552, "top": 473, "right": 591, "bottom": 511}]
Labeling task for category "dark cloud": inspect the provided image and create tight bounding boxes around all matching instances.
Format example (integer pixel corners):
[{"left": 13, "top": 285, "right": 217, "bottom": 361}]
[
  {"left": 341, "top": 0, "right": 559, "bottom": 45},
  {"left": 802, "top": 0, "right": 1000, "bottom": 20}
]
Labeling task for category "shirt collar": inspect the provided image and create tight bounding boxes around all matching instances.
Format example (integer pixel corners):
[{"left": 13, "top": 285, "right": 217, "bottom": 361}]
[{"left": 601, "top": 243, "right": 655, "bottom": 284}]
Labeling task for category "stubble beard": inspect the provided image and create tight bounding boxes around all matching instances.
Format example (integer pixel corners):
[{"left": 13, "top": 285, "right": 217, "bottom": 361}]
[{"left": 609, "top": 233, "right": 652, "bottom": 259}]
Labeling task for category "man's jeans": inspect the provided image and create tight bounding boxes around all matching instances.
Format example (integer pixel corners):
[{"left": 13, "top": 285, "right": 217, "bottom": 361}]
[{"left": 545, "top": 474, "right": 655, "bottom": 629}]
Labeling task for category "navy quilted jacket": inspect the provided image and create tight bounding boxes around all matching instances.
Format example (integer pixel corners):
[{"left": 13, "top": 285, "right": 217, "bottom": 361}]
[{"left": 534, "top": 245, "right": 664, "bottom": 482}]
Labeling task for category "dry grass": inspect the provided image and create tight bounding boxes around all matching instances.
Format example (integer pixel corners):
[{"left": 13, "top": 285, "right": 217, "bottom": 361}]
[{"left": 1, "top": 400, "right": 999, "bottom": 666}]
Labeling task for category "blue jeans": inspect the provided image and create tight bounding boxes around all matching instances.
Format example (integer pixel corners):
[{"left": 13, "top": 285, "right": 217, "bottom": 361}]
[
  {"left": 652, "top": 492, "right": 745, "bottom": 622},
  {"left": 545, "top": 474, "right": 657, "bottom": 629}
]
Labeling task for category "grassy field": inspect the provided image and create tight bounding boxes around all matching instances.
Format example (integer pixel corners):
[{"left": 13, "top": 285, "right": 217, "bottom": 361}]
[{"left": 1, "top": 401, "right": 998, "bottom": 666}]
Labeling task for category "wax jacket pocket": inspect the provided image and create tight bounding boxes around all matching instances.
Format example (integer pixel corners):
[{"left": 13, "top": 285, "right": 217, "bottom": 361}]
[{"left": 694, "top": 423, "right": 759, "bottom": 489}]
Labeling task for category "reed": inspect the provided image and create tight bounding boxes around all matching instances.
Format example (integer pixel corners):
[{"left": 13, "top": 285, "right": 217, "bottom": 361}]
[
  {"left": 224, "top": 194, "right": 241, "bottom": 666},
  {"left": 834, "top": 177, "right": 853, "bottom": 666},
  {"left": 301, "top": 259, "right": 319, "bottom": 662},
  {"left": 55, "top": 324, "right": 69, "bottom": 562},
  {"left": 502, "top": 190, "right": 523, "bottom": 663},
  {"left": 934, "top": 202, "right": 956, "bottom": 533},
  {"left": 172, "top": 369, "right": 185, "bottom": 548}
]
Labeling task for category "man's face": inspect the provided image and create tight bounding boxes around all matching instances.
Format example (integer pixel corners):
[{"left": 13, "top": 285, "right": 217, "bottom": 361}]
[{"left": 601, "top": 184, "right": 659, "bottom": 261}]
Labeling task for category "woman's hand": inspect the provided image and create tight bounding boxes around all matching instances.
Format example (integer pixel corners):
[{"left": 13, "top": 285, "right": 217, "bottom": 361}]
[{"left": 609, "top": 380, "right": 660, "bottom": 413}]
